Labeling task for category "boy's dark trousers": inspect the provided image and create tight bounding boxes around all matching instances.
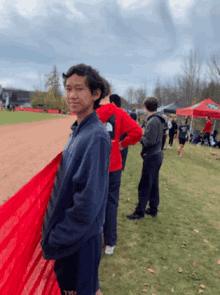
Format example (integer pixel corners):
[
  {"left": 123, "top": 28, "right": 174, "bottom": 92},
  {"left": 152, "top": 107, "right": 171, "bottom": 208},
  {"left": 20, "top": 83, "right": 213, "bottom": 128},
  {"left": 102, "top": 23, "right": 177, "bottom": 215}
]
[
  {"left": 201, "top": 132, "right": 211, "bottom": 146},
  {"left": 162, "top": 134, "right": 166, "bottom": 150},
  {"left": 169, "top": 131, "right": 175, "bottom": 146},
  {"left": 135, "top": 151, "right": 163, "bottom": 216},
  {"left": 121, "top": 147, "right": 128, "bottom": 171},
  {"left": 53, "top": 233, "right": 102, "bottom": 295},
  {"left": 103, "top": 169, "right": 122, "bottom": 246}
]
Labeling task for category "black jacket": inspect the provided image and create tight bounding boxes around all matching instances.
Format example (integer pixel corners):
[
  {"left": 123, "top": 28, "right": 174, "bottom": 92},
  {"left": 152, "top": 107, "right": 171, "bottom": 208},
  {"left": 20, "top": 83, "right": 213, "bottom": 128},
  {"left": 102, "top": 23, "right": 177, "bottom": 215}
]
[{"left": 140, "top": 112, "right": 165, "bottom": 158}]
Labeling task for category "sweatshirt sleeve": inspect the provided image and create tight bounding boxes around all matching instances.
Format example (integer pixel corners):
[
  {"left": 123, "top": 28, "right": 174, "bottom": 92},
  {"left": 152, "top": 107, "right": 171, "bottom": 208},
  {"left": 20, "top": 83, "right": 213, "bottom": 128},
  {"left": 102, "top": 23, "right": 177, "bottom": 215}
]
[
  {"left": 120, "top": 111, "right": 143, "bottom": 148},
  {"left": 48, "top": 136, "right": 110, "bottom": 247},
  {"left": 141, "top": 117, "right": 159, "bottom": 148}
]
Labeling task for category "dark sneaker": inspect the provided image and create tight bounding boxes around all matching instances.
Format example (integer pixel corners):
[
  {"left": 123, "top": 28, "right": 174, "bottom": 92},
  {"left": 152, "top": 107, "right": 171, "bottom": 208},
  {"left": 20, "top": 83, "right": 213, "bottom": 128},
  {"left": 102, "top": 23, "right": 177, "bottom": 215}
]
[
  {"left": 145, "top": 208, "right": 157, "bottom": 218},
  {"left": 127, "top": 212, "right": 145, "bottom": 220}
]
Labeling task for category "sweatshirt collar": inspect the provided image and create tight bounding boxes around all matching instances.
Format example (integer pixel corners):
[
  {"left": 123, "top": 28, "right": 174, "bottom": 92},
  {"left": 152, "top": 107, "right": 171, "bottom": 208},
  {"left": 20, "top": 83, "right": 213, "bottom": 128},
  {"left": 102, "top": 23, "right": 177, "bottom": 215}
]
[{"left": 70, "top": 111, "right": 98, "bottom": 134}]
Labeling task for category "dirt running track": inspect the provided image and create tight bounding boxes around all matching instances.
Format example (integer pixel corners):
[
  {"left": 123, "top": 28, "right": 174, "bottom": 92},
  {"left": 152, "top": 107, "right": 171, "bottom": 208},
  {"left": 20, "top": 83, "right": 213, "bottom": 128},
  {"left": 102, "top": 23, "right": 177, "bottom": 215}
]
[{"left": 0, "top": 115, "right": 76, "bottom": 205}]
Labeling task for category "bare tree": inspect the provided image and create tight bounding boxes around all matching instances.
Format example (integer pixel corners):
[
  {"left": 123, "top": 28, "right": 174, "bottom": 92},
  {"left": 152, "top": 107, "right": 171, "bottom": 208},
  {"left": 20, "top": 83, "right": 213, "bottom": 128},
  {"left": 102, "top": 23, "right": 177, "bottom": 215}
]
[
  {"left": 153, "top": 78, "right": 163, "bottom": 106},
  {"left": 179, "top": 49, "right": 203, "bottom": 106},
  {"left": 134, "top": 88, "right": 147, "bottom": 108},
  {"left": 126, "top": 87, "right": 135, "bottom": 105},
  {"left": 207, "top": 51, "right": 220, "bottom": 83}
]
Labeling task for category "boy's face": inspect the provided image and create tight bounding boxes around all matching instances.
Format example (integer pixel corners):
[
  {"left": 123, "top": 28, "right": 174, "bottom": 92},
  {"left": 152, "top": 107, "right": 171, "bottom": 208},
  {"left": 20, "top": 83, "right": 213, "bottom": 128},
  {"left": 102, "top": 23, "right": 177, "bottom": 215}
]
[{"left": 65, "top": 74, "right": 100, "bottom": 116}]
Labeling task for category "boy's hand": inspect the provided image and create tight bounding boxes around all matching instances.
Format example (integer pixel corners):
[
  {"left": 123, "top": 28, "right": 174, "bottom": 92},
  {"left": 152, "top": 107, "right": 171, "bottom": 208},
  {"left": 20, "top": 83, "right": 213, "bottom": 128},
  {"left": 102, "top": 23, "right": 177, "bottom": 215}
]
[{"left": 119, "top": 142, "right": 124, "bottom": 151}]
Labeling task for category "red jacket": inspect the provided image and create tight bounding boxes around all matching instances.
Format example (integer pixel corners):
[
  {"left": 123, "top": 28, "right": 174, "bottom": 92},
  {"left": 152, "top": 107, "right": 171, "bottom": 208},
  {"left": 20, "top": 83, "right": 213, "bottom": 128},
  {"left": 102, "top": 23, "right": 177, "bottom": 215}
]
[
  {"left": 203, "top": 120, "right": 212, "bottom": 133},
  {"left": 97, "top": 103, "right": 143, "bottom": 172}
]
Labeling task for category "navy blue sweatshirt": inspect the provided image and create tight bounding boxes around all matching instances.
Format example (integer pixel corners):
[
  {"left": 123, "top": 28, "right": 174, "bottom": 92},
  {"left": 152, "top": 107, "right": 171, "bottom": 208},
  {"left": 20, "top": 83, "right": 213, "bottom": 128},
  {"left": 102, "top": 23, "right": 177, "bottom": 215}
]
[{"left": 41, "top": 112, "right": 111, "bottom": 260}]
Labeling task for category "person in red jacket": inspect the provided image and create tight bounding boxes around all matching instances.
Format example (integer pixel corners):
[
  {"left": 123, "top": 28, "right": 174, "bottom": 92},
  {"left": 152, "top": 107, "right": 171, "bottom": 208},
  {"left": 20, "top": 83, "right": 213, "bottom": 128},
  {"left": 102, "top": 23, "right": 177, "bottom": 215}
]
[
  {"left": 97, "top": 81, "right": 142, "bottom": 255},
  {"left": 201, "top": 116, "right": 212, "bottom": 146}
]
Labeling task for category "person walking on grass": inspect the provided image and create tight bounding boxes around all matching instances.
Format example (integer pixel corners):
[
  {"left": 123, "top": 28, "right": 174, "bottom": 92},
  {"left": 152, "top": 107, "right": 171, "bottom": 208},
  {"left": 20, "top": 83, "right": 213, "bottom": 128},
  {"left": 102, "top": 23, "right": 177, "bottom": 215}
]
[
  {"left": 41, "top": 64, "right": 111, "bottom": 295},
  {"left": 177, "top": 119, "right": 189, "bottom": 157},
  {"left": 168, "top": 117, "right": 177, "bottom": 149},
  {"left": 97, "top": 81, "right": 142, "bottom": 255},
  {"left": 127, "top": 97, "right": 165, "bottom": 220},
  {"left": 201, "top": 116, "right": 212, "bottom": 147}
]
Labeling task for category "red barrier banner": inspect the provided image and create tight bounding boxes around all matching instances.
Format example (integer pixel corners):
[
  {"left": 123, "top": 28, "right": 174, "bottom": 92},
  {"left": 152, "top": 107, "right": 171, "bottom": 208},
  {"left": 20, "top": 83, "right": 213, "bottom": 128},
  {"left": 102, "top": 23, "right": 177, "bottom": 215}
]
[{"left": 0, "top": 152, "right": 63, "bottom": 295}]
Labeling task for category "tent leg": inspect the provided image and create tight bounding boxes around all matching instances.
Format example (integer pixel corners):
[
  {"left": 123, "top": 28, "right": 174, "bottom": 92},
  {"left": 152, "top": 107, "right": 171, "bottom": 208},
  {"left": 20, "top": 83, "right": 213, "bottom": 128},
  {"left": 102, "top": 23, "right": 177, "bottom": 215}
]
[
  {"left": 212, "top": 120, "right": 216, "bottom": 133},
  {"left": 189, "top": 117, "right": 194, "bottom": 135}
]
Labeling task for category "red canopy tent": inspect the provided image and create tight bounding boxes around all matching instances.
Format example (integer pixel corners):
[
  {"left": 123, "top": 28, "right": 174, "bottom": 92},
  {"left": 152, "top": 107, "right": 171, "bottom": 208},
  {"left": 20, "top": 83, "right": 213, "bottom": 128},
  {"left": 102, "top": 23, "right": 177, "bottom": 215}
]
[
  {"left": 176, "top": 98, "right": 220, "bottom": 134},
  {"left": 176, "top": 98, "right": 220, "bottom": 119}
]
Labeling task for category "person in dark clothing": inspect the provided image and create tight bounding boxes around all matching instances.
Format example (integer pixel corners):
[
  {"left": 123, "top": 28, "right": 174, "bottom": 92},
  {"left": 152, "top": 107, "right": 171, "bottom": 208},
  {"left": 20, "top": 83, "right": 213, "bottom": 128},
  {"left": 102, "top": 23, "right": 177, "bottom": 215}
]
[
  {"left": 168, "top": 118, "right": 177, "bottom": 149},
  {"left": 41, "top": 64, "right": 111, "bottom": 295},
  {"left": 212, "top": 130, "right": 220, "bottom": 148},
  {"left": 130, "top": 108, "right": 137, "bottom": 121},
  {"left": 97, "top": 86, "right": 142, "bottom": 255},
  {"left": 127, "top": 97, "right": 165, "bottom": 220},
  {"left": 201, "top": 116, "right": 212, "bottom": 146},
  {"left": 177, "top": 119, "right": 189, "bottom": 157}
]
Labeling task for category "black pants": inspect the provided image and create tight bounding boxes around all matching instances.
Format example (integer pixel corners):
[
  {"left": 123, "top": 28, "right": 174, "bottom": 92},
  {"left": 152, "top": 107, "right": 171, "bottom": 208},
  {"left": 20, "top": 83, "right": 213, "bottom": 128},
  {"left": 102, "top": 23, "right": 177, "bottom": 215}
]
[
  {"left": 103, "top": 170, "right": 122, "bottom": 246},
  {"left": 162, "top": 134, "right": 166, "bottom": 150},
  {"left": 136, "top": 152, "right": 163, "bottom": 215},
  {"left": 169, "top": 132, "right": 175, "bottom": 146},
  {"left": 121, "top": 147, "right": 128, "bottom": 171},
  {"left": 54, "top": 234, "right": 101, "bottom": 295},
  {"left": 201, "top": 132, "right": 211, "bottom": 146}
]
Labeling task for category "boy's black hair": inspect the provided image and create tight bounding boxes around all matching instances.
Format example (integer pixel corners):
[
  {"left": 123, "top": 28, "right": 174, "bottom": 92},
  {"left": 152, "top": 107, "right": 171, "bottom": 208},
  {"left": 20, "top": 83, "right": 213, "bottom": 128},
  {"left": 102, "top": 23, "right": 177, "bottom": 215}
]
[
  {"left": 207, "top": 116, "right": 211, "bottom": 120},
  {"left": 144, "top": 97, "right": 158, "bottom": 112},
  {"left": 62, "top": 64, "right": 106, "bottom": 110},
  {"left": 109, "top": 94, "right": 121, "bottom": 108}
]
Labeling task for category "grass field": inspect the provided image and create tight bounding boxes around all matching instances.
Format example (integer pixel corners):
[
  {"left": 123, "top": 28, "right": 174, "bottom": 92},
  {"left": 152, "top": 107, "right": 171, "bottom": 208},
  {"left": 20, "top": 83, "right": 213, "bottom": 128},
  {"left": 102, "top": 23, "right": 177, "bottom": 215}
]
[
  {"left": 99, "top": 141, "right": 220, "bottom": 295},
  {"left": 0, "top": 109, "right": 68, "bottom": 125},
  {"left": 1, "top": 111, "right": 219, "bottom": 294}
]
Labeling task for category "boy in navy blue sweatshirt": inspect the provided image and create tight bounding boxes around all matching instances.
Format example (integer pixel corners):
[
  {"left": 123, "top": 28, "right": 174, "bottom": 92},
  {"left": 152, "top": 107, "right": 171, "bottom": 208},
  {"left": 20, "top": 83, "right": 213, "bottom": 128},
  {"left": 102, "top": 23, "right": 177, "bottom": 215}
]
[{"left": 41, "top": 64, "right": 111, "bottom": 295}]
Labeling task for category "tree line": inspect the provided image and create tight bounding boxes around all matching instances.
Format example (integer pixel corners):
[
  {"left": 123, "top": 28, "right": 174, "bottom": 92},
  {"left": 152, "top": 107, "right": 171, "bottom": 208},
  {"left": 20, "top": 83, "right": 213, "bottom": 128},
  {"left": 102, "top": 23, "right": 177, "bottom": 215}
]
[
  {"left": 31, "top": 49, "right": 220, "bottom": 114},
  {"left": 123, "top": 49, "right": 220, "bottom": 110}
]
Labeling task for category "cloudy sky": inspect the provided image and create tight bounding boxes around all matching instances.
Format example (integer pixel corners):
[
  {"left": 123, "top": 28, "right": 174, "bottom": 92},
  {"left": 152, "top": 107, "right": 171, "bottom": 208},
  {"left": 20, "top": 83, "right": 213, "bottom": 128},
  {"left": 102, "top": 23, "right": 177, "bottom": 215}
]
[{"left": 1, "top": 0, "right": 220, "bottom": 98}]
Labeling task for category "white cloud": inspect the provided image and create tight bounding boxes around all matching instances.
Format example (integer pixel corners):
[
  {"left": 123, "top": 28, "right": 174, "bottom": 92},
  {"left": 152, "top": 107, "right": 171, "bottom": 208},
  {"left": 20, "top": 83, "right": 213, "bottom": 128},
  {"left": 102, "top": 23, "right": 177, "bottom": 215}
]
[
  {"left": 169, "top": 0, "right": 194, "bottom": 24},
  {"left": 154, "top": 59, "right": 182, "bottom": 75},
  {"left": 1, "top": 78, "right": 15, "bottom": 87}
]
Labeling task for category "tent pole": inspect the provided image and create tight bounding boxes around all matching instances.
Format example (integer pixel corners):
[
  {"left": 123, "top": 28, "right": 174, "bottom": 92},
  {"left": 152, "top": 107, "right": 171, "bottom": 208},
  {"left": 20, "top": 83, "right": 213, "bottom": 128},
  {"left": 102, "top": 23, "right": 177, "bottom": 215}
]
[
  {"left": 212, "top": 120, "right": 216, "bottom": 133},
  {"left": 189, "top": 116, "right": 194, "bottom": 135}
]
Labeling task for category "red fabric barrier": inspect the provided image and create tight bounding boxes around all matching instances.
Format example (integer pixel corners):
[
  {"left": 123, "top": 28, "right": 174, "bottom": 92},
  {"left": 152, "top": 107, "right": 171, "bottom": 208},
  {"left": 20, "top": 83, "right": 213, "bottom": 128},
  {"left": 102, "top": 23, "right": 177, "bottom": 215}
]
[
  {"left": 0, "top": 152, "right": 63, "bottom": 295},
  {"left": 48, "top": 110, "right": 59, "bottom": 114}
]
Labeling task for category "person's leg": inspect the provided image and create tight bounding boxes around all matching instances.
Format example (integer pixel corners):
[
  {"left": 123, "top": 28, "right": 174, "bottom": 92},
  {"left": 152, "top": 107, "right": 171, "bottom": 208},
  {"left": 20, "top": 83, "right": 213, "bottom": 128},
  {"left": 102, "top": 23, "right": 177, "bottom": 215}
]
[
  {"left": 121, "top": 147, "right": 128, "bottom": 171},
  {"left": 103, "top": 170, "right": 122, "bottom": 247},
  {"left": 168, "top": 131, "right": 172, "bottom": 146},
  {"left": 201, "top": 133, "right": 207, "bottom": 145},
  {"left": 77, "top": 234, "right": 102, "bottom": 295},
  {"left": 147, "top": 152, "right": 163, "bottom": 215},
  {"left": 162, "top": 134, "right": 166, "bottom": 150},
  {"left": 170, "top": 133, "right": 174, "bottom": 147},
  {"left": 179, "top": 144, "right": 184, "bottom": 157},
  {"left": 207, "top": 133, "right": 211, "bottom": 146},
  {"left": 54, "top": 253, "right": 78, "bottom": 295},
  {"left": 135, "top": 155, "right": 161, "bottom": 216}
]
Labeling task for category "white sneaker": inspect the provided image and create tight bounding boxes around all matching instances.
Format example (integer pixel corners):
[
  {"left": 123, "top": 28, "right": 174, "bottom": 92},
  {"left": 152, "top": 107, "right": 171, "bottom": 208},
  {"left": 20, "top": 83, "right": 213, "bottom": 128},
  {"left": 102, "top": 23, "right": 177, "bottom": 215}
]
[{"left": 105, "top": 245, "right": 116, "bottom": 255}]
